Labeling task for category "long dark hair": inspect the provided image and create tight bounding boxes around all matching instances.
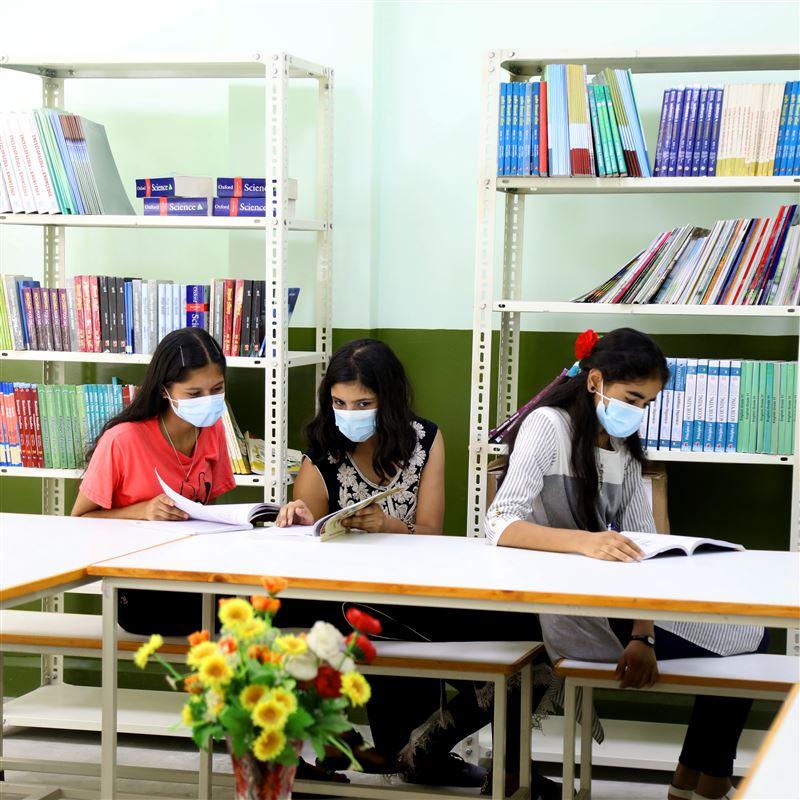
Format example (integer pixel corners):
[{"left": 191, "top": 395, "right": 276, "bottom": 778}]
[
  {"left": 86, "top": 328, "right": 226, "bottom": 462},
  {"left": 306, "top": 339, "right": 416, "bottom": 482},
  {"left": 504, "top": 328, "right": 669, "bottom": 531}
]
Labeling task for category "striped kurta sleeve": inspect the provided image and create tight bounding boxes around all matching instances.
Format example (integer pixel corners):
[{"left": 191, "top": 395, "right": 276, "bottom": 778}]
[
  {"left": 618, "top": 456, "right": 658, "bottom": 534},
  {"left": 484, "top": 411, "right": 558, "bottom": 546}
]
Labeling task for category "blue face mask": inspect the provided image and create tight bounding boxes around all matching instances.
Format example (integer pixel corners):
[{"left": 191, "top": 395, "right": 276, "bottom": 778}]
[
  {"left": 166, "top": 390, "right": 226, "bottom": 428},
  {"left": 594, "top": 381, "right": 645, "bottom": 439},
  {"left": 334, "top": 408, "right": 377, "bottom": 443}
]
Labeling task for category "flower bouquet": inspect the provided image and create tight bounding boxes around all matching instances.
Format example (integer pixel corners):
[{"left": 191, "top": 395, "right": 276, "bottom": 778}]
[{"left": 134, "top": 577, "right": 380, "bottom": 800}]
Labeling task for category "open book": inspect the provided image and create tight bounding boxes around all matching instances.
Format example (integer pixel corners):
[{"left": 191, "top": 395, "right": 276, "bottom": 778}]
[
  {"left": 156, "top": 471, "right": 401, "bottom": 540},
  {"left": 623, "top": 531, "right": 744, "bottom": 560}
]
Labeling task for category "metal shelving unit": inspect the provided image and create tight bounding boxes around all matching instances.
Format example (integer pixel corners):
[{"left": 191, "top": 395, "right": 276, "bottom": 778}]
[
  {"left": 0, "top": 52, "right": 333, "bottom": 508},
  {"left": 467, "top": 49, "right": 800, "bottom": 658}
]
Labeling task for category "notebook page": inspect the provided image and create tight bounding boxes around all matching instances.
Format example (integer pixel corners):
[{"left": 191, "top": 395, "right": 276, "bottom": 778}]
[{"left": 156, "top": 471, "right": 255, "bottom": 527}]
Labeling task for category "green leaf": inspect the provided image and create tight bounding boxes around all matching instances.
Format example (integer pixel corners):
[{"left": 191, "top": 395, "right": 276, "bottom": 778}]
[
  {"left": 229, "top": 732, "right": 249, "bottom": 758},
  {"left": 315, "top": 713, "right": 352, "bottom": 735},
  {"left": 274, "top": 741, "right": 300, "bottom": 766},
  {"left": 284, "top": 707, "right": 314, "bottom": 740},
  {"left": 309, "top": 733, "right": 327, "bottom": 762},
  {"left": 192, "top": 722, "right": 223, "bottom": 751},
  {"left": 219, "top": 704, "right": 252, "bottom": 739}
]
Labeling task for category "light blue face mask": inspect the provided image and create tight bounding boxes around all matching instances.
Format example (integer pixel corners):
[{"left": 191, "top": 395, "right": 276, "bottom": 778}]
[
  {"left": 334, "top": 408, "right": 377, "bottom": 443},
  {"left": 594, "top": 381, "right": 645, "bottom": 439},
  {"left": 166, "top": 390, "right": 226, "bottom": 428}
]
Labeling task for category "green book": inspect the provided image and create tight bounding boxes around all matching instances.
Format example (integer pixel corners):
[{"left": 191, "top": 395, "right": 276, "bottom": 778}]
[
  {"left": 791, "top": 363, "right": 798, "bottom": 456},
  {"left": 33, "top": 109, "right": 74, "bottom": 214},
  {"left": 757, "top": 362, "right": 772, "bottom": 454},
  {"left": 594, "top": 85, "right": 616, "bottom": 175},
  {"left": 76, "top": 386, "right": 90, "bottom": 464},
  {"left": 770, "top": 363, "right": 781, "bottom": 455},
  {"left": 63, "top": 386, "right": 78, "bottom": 469},
  {"left": 54, "top": 386, "right": 68, "bottom": 469},
  {"left": 0, "top": 280, "right": 12, "bottom": 350},
  {"left": 38, "top": 386, "right": 53, "bottom": 468},
  {"left": 777, "top": 363, "right": 789, "bottom": 455},
  {"left": 598, "top": 76, "right": 628, "bottom": 178},
  {"left": 737, "top": 361, "right": 752, "bottom": 453},
  {"left": 749, "top": 361, "right": 762, "bottom": 454},
  {"left": 782, "top": 362, "right": 798, "bottom": 456}
]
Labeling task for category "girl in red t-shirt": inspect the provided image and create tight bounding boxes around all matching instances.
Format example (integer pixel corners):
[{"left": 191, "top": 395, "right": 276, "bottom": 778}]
[{"left": 72, "top": 327, "right": 235, "bottom": 634}]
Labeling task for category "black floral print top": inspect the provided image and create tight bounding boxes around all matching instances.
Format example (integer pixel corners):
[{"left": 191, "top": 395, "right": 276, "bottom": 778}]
[{"left": 306, "top": 417, "right": 438, "bottom": 522}]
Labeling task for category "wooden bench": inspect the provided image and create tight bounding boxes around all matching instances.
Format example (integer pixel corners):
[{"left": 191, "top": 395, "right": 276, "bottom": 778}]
[
  {"left": 1, "top": 608, "right": 543, "bottom": 800},
  {"left": 555, "top": 654, "right": 800, "bottom": 800}
]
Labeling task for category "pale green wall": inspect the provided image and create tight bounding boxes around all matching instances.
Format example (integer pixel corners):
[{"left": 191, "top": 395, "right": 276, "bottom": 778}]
[{"left": 3, "top": 1, "right": 797, "bottom": 335}]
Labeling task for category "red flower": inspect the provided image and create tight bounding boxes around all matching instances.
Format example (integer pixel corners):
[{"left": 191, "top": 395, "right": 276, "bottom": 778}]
[
  {"left": 575, "top": 329, "right": 599, "bottom": 361},
  {"left": 314, "top": 665, "right": 342, "bottom": 698},
  {"left": 345, "top": 608, "right": 382, "bottom": 636},
  {"left": 346, "top": 633, "right": 377, "bottom": 664},
  {"left": 219, "top": 636, "right": 237, "bottom": 655}
]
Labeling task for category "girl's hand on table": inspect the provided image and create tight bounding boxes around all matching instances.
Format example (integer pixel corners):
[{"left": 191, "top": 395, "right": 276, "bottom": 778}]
[
  {"left": 579, "top": 531, "right": 643, "bottom": 562},
  {"left": 142, "top": 494, "right": 189, "bottom": 521},
  {"left": 276, "top": 500, "right": 315, "bottom": 527}
]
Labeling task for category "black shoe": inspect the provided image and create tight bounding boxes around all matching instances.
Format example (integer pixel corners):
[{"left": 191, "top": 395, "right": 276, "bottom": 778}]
[{"left": 405, "top": 752, "right": 487, "bottom": 788}]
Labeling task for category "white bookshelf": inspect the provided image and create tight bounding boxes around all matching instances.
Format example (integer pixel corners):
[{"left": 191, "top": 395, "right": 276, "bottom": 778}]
[
  {"left": 467, "top": 48, "right": 800, "bottom": 670},
  {"left": 0, "top": 52, "right": 333, "bottom": 511}
]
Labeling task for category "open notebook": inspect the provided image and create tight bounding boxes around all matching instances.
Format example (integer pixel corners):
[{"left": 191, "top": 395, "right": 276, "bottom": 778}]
[
  {"left": 155, "top": 471, "right": 401, "bottom": 540},
  {"left": 624, "top": 531, "right": 744, "bottom": 560}
]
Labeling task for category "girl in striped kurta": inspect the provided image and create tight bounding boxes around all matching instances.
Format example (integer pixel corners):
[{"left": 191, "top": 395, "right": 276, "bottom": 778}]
[{"left": 485, "top": 328, "right": 765, "bottom": 800}]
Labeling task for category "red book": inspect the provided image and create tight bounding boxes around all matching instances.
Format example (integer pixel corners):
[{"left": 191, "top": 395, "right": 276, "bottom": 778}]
[
  {"left": 13, "top": 385, "right": 29, "bottom": 467},
  {"left": 751, "top": 206, "right": 790, "bottom": 304},
  {"left": 122, "top": 384, "right": 131, "bottom": 408},
  {"left": 90, "top": 277, "right": 102, "bottom": 353},
  {"left": 30, "top": 386, "right": 44, "bottom": 467},
  {"left": 80, "top": 276, "right": 94, "bottom": 353},
  {"left": 539, "top": 82, "right": 548, "bottom": 176},
  {"left": 74, "top": 277, "right": 86, "bottom": 352},
  {"left": 222, "top": 279, "right": 235, "bottom": 356},
  {"left": 730, "top": 218, "right": 771, "bottom": 305},
  {"left": 230, "top": 279, "right": 245, "bottom": 357},
  {"left": 1, "top": 386, "right": 20, "bottom": 466},
  {"left": 23, "top": 288, "right": 39, "bottom": 350}
]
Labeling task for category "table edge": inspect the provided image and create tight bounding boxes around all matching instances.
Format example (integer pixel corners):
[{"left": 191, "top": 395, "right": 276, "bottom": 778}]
[{"left": 0, "top": 567, "right": 87, "bottom": 603}]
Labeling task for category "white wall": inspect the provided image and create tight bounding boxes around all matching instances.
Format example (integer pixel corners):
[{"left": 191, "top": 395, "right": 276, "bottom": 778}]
[{"left": 2, "top": 0, "right": 798, "bottom": 334}]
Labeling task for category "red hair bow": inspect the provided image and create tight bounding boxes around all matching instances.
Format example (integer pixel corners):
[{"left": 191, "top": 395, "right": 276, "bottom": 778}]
[{"left": 575, "top": 329, "right": 599, "bottom": 361}]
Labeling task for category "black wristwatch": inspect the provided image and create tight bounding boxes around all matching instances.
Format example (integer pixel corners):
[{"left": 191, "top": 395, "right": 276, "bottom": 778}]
[{"left": 630, "top": 634, "right": 655, "bottom": 648}]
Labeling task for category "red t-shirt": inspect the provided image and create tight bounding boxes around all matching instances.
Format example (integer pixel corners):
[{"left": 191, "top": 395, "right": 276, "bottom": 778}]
[{"left": 80, "top": 417, "right": 236, "bottom": 510}]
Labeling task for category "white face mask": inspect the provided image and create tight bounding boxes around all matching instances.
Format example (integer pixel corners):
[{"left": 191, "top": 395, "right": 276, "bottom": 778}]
[
  {"left": 334, "top": 408, "right": 377, "bottom": 443},
  {"left": 165, "top": 389, "right": 226, "bottom": 428}
]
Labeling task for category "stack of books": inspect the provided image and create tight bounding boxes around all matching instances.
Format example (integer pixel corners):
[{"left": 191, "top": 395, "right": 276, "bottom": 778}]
[
  {"left": 574, "top": 204, "right": 800, "bottom": 306},
  {"left": 0, "top": 110, "right": 133, "bottom": 215},
  {"left": 137, "top": 176, "right": 297, "bottom": 218},
  {"left": 497, "top": 65, "right": 650, "bottom": 177},
  {"left": 0, "top": 380, "right": 136, "bottom": 469},
  {"left": 641, "top": 357, "right": 797, "bottom": 456},
  {"left": 0, "top": 275, "right": 299, "bottom": 358},
  {"left": 653, "top": 81, "right": 800, "bottom": 177}
]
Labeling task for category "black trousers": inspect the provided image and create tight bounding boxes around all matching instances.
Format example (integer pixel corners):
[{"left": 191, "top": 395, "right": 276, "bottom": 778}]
[
  {"left": 609, "top": 619, "right": 769, "bottom": 778},
  {"left": 118, "top": 590, "right": 228, "bottom": 636},
  {"left": 277, "top": 600, "right": 545, "bottom": 771}
]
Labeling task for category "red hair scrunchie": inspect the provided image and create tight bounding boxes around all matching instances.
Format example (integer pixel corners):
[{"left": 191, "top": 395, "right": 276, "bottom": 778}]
[{"left": 575, "top": 329, "right": 599, "bottom": 361}]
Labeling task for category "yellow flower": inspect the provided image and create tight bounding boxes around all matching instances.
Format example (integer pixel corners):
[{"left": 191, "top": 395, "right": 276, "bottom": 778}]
[
  {"left": 340, "top": 672, "right": 371, "bottom": 707},
  {"left": 234, "top": 617, "right": 268, "bottom": 642},
  {"left": 252, "top": 728, "right": 286, "bottom": 761},
  {"left": 240, "top": 684, "right": 268, "bottom": 711},
  {"left": 218, "top": 598, "right": 253, "bottom": 629},
  {"left": 251, "top": 698, "right": 289, "bottom": 732},
  {"left": 198, "top": 654, "right": 234, "bottom": 688},
  {"left": 181, "top": 704, "right": 195, "bottom": 726},
  {"left": 270, "top": 687, "right": 297, "bottom": 715},
  {"left": 133, "top": 634, "right": 164, "bottom": 670},
  {"left": 187, "top": 641, "right": 219, "bottom": 667},
  {"left": 275, "top": 634, "right": 307, "bottom": 656}
]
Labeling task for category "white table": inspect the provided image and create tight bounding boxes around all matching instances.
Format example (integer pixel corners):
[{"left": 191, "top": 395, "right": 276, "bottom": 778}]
[
  {"left": 89, "top": 531, "right": 800, "bottom": 799},
  {"left": 735, "top": 684, "right": 800, "bottom": 799},
  {"left": 0, "top": 512, "right": 196, "bottom": 608}
]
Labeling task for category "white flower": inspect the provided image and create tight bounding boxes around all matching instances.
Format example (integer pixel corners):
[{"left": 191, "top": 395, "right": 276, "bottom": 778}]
[
  {"left": 411, "top": 421, "right": 425, "bottom": 440},
  {"left": 328, "top": 653, "right": 355, "bottom": 674},
  {"left": 307, "top": 621, "right": 345, "bottom": 661},
  {"left": 203, "top": 689, "right": 225, "bottom": 722},
  {"left": 285, "top": 651, "right": 318, "bottom": 681}
]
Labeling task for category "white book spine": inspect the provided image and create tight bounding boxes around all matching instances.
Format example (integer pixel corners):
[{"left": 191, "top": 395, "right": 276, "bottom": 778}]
[
  {"left": 0, "top": 114, "right": 36, "bottom": 213},
  {"left": 659, "top": 357, "right": 676, "bottom": 450},
  {"left": 647, "top": 391, "right": 662, "bottom": 451},
  {"left": 715, "top": 360, "right": 730, "bottom": 453},
  {"left": 682, "top": 362, "right": 698, "bottom": 452},
  {"left": 11, "top": 113, "right": 45, "bottom": 212},
  {"left": 727, "top": 360, "right": 742, "bottom": 452},
  {"left": 638, "top": 405, "right": 649, "bottom": 444},
  {"left": 671, "top": 358, "right": 688, "bottom": 450},
  {"left": 0, "top": 166, "right": 11, "bottom": 213},
  {"left": 158, "top": 283, "right": 166, "bottom": 344},
  {"left": 140, "top": 282, "right": 149, "bottom": 355},
  {"left": 0, "top": 117, "right": 23, "bottom": 213},
  {"left": 20, "top": 112, "right": 58, "bottom": 214},
  {"left": 703, "top": 359, "right": 719, "bottom": 452},
  {"left": 65, "top": 283, "right": 79, "bottom": 352},
  {"left": 692, "top": 359, "right": 708, "bottom": 452},
  {"left": 3, "top": 275, "right": 25, "bottom": 350},
  {"left": 173, "top": 284, "right": 181, "bottom": 333},
  {"left": 132, "top": 279, "right": 143, "bottom": 355},
  {"left": 148, "top": 280, "right": 158, "bottom": 353}
]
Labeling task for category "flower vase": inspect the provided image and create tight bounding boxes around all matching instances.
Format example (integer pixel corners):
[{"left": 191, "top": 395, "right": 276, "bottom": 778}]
[{"left": 229, "top": 744, "right": 299, "bottom": 800}]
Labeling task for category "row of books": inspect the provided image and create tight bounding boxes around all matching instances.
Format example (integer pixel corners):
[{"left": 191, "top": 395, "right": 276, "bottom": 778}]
[
  {"left": 0, "top": 274, "right": 299, "bottom": 358},
  {"left": 0, "top": 111, "right": 132, "bottom": 215},
  {"left": 653, "top": 82, "right": 800, "bottom": 177},
  {"left": 135, "top": 175, "right": 298, "bottom": 218},
  {"left": 575, "top": 204, "right": 800, "bottom": 306},
  {"left": 497, "top": 65, "right": 651, "bottom": 177},
  {"left": 0, "top": 380, "right": 135, "bottom": 469},
  {"left": 641, "top": 358, "right": 797, "bottom": 456}
]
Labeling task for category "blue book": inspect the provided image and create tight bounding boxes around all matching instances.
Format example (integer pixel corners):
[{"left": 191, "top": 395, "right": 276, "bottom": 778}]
[
  {"left": 587, "top": 81, "right": 606, "bottom": 176},
  {"left": 692, "top": 360, "right": 709, "bottom": 452},
  {"left": 703, "top": 360, "right": 719, "bottom": 453},
  {"left": 17, "top": 280, "right": 39, "bottom": 349},
  {"left": 619, "top": 69, "right": 652, "bottom": 177},
  {"left": 779, "top": 81, "right": 799, "bottom": 176},
  {"left": 788, "top": 81, "right": 800, "bottom": 176},
  {"left": 698, "top": 88, "right": 715, "bottom": 176},
  {"left": 679, "top": 86, "right": 700, "bottom": 177},
  {"left": 690, "top": 87, "right": 709, "bottom": 176},
  {"left": 497, "top": 83, "right": 508, "bottom": 176},
  {"left": 714, "top": 361, "right": 730, "bottom": 452},
  {"left": 707, "top": 88, "right": 724, "bottom": 176},
  {"left": 504, "top": 84, "right": 513, "bottom": 175},
  {"left": 216, "top": 178, "right": 267, "bottom": 197},
  {"left": 727, "top": 360, "right": 741, "bottom": 453},
  {"left": 509, "top": 83, "right": 520, "bottom": 176},
  {"left": 681, "top": 359, "right": 698, "bottom": 451},
  {"left": 659, "top": 359, "right": 676, "bottom": 450},
  {"left": 0, "top": 382, "right": 8, "bottom": 466},
  {"left": 142, "top": 197, "right": 209, "bottom": 216},
  {"left": 531, "top": 83, "right": 540, "bottom": 176},
  {"left": 186, "top": 285, "right": 206, "bottom": 329},
  {"left": 46, "top": 111, "right": 85, "bottom": 214},
  {"left": 212, "top": 197, "right": 268, "bottom": 217},
  {"left": 667, "top": 88, "right": 686, "bottom": 177},
  {"left": 521, "top": 83, "right": 533, "bottom": 176},
  {"left": 135, "top": 178, "right": 176, "bottom": 197},
  {"left": 653, "top": 89, "right": 672, "bottom": 176},
  {"left": 772, "top": 82, "right": 792, "bottom": 176},
  {"left": 124, "top": 281, "right": 134, "bottom": 355}
]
